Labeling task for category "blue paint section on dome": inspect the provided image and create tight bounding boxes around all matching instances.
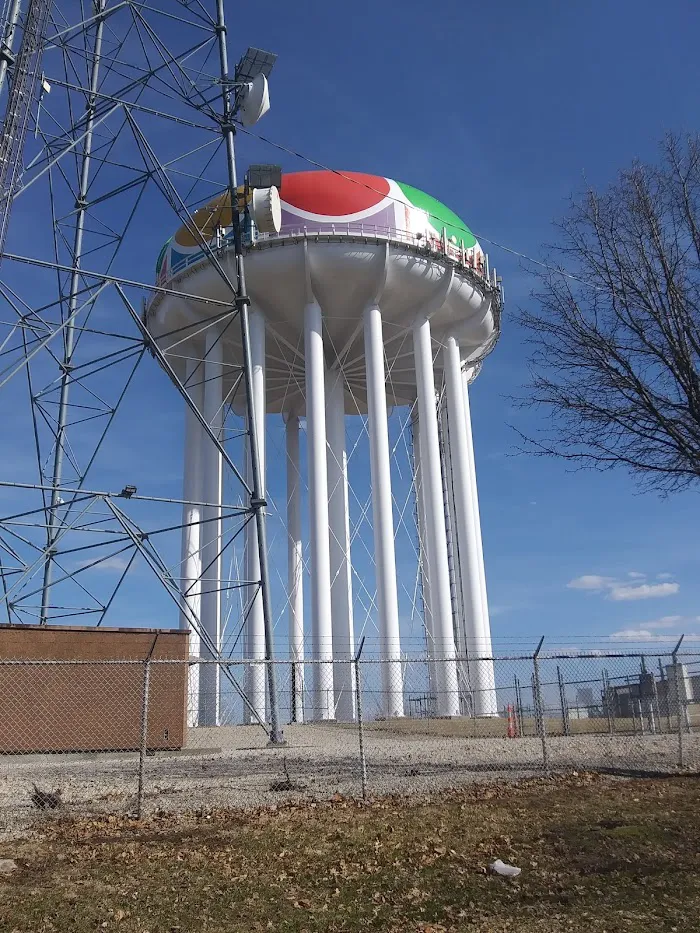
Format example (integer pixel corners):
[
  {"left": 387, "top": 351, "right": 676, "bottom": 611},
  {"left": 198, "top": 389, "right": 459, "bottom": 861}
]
[{"left": 156, "top": 231, "right": 235, "bottom": 283}]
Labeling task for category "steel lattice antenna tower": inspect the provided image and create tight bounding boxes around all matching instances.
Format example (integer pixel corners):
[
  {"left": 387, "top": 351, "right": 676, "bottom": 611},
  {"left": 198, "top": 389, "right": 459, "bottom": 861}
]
[{"left": 0, "top": 0, "right": 284, "bottom": 742}]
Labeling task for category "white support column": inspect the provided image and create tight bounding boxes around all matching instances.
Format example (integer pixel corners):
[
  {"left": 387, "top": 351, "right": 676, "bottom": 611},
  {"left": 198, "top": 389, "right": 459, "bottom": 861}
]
[
  {"left": 199, "top": 324, "right": 223, "bottom": 726},
  {"left": 462, "top": 367, "right": 494, "bottom": 669},
  {"left": 286, "top": 413, "right": 305, "bottom": 724},
  {"left": 413, "top": 316, "right": 460, "bottom": 718},
  {"left": 412, "top": 414, "right": 437, "bottom": 701},
  {"left": 440, "top": 403, "right": 466, "bottom": 657},
  {"left": 243, "top": 308, "right": 267, "bottom": 723},
  {"left": 464, "top": 365, "right": 497, "bottom": 714},
  {"left": 440, "top": 402, "right": 470, "bottom": 714},
  {"left": 364, "top": 303, "right": 404, "bottom": 718},
  {"left": 443, "top": 338, "right": 497, "bottom": 715},
  {"left": 304, "top": 299, "right": 335, "bottom": 720},
  {"left": 325, "top": 367, "right": 355, "bottom": 721},
  {"left": 181, "top": 356, "right": 204, "bottom": 728}
]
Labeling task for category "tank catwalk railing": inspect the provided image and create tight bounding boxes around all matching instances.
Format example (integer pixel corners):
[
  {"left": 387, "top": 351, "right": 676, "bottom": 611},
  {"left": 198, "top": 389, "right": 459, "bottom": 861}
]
[
  {"left": 158, "top": 221, "right": 503, "bottom": 297},
  {"left": 251, "top": 224, "right": 497, "bottom": 279},
  {"left": 0, "top": 649, "right": 698, "bottom": 830}
]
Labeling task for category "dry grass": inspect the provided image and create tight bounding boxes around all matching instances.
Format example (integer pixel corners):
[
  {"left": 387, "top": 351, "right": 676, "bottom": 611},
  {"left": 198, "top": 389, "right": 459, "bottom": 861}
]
[
  {"left": 357, "top": 709, "right": 699, "bottom": 738},
  {"left": 1, "top": 773, "right": 699, "bottom": 931}
]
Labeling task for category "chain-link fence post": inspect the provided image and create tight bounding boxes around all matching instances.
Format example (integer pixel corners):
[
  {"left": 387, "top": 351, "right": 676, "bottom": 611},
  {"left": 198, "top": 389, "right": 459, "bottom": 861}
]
[
  {"left": 650, "top": 673, "right": 661, "bottom": 735},
  {"left": 672, "top": 636, "right": 686, "bottom": 769},
  {"left": 640, "top": 660, "right": 657, "bottom": 735},
  {"left": 290, "top": 661, "right": 297, "bottom": 723},
  {"left": 136, "top": 636, "right": 158, "bottom": 819},
  {"left": 631, "top": 693, "right": 639, "bottom": 735},
  {"left": 635, "top": 699, "right": 645, "bottom": 736},
  {"left": 557, "top": 665, "right": 570, "bottom": 736},
  {"left": 353, "top": 637, "right": 367, "bottom": 799},
  {"left": 659, "top": 658, "right": 673, "bottom": 735},
  {"left": 532, "top": 637, "right": 548, "bottom": 773},
  {"left": 514, "top": 675, "right": 524, "bottom": 737},
  {"left": 658, "top": 659, "right": 672, "bottom": 734},
  {"left": 625, "top": 676, "right": 637, "bottom": 735},
  {"left": 602, "top": 668, "right": 614, "bottom": 734}
]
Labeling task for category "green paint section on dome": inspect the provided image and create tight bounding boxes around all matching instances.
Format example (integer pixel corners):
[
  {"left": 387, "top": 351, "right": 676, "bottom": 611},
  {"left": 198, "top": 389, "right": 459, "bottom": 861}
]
[
  {"left": 396, "top": 181, "right": 477, "bottom": 249},
  {"left": 156, "top": 238, "right": 170, "bottom": 274}
]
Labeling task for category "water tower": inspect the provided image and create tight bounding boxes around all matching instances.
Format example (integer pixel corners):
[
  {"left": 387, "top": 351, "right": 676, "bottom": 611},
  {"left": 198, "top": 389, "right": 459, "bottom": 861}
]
[{"left": 146, "top": 169, "right": 501, "bottom": 725}]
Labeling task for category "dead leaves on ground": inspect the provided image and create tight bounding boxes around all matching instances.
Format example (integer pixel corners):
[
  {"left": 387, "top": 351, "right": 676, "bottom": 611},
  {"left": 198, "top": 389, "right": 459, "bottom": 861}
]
[{"left": 2, "top": 772, "right": 700, "bottom": 932}]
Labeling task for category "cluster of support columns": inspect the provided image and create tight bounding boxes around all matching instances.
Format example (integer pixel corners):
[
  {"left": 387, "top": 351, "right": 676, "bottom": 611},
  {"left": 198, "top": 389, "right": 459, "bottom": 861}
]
[{"left": 179, "top": 300, "right": 498, "bottom": 726}]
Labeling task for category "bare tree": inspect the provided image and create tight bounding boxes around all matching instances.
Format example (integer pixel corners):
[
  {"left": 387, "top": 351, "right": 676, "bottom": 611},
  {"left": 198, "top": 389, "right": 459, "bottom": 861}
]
[{"left": 520, "top": 134, "right": 700, "bottom": 491}]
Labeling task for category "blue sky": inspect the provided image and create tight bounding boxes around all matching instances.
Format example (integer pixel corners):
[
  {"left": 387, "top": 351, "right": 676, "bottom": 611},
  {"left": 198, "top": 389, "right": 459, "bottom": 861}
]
[
  {"left": 237, "top": 0, "right": 700, "bottom": 650},
  {"left": 1, "top": 0, "right": 699, "bottom": 654}
]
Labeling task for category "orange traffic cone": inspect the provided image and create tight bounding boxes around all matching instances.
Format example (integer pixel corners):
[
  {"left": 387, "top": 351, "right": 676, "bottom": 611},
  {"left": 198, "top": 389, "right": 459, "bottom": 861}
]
[{"left": 507, "top": 704, "right": 517, "bottom": 738}]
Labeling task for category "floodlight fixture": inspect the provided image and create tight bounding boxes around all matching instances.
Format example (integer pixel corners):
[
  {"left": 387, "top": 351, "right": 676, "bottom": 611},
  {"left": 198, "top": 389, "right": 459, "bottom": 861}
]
[{"left": 120, "top": 485, "right": 137, "bottom": 498}]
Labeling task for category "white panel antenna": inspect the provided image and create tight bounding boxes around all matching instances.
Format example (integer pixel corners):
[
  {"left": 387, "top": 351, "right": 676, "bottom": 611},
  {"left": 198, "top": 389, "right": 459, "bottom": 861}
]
[
  {"left": 250, "top": 186, "right": 281, "bottom": 234},
  {"left": 239, "top": 73, "right": 270, "bottom": 126}
]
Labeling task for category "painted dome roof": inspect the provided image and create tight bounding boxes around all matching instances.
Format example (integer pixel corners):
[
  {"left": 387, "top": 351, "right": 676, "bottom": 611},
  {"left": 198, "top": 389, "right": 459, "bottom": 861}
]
[{"left": 157, "top": 171, "right": 478, "bottom": 284}]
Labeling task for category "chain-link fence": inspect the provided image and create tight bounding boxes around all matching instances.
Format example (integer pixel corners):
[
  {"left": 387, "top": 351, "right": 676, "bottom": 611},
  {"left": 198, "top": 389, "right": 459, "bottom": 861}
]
[{"left": 2, "top": 649, "right": 699, "bottom": 835}]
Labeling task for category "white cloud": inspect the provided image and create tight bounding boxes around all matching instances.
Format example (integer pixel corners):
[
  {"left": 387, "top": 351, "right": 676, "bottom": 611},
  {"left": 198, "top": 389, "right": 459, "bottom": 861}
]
[
  {"left": 609, "top": 582, "right": 679, "bottom": 601},
  {"left": 489, "top": 605, "right": 512, "bottom": 617},
  {"left": 640, "top": 615, "right": 682, "bottom": 630},
  {"left": 566, "top": 575, "right": 612, "bottom": 591},
  {"left": 567, "top": 573, "right": 679, "bottom": 602},
  {"left": 656, "top": 573, "right": 673, "bottom": 581},
  {"left": 77, "top": 554, "right": 130, "bottom": 573},
  {"left": 610, "top": 628, "right": 700, "bottom": 645},
  {"left": 610, "top": 629, "right": 700, "bottom": 644},
  {"left": 609, "top": 616, "right": 700, "bottom": 641},
  {"left": 610, "top": 629, "right": 652, "bottom": 641}
]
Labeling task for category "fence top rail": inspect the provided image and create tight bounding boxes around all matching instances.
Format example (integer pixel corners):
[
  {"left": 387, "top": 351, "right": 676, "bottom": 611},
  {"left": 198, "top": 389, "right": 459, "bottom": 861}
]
[{"left": 0, "top": 650, "right": 696, "bottom": 665}]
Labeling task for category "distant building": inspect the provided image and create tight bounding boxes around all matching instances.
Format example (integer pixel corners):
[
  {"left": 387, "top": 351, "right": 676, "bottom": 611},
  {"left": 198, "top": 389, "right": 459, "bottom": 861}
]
[{"left": 576, "top": 687, "right": 595, "bottom": 708}]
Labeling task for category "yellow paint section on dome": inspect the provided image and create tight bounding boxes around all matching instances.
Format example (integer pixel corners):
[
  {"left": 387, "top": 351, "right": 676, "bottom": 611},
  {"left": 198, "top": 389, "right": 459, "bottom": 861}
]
[{"left": 174, "top": 189, "right": 249, "bottom": 247}]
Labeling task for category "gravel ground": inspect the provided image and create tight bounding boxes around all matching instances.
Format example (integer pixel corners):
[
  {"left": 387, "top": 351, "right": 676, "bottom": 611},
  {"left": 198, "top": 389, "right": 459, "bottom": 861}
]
[{"left": 1, "top": 722, "right": 698, "bottom": 840}]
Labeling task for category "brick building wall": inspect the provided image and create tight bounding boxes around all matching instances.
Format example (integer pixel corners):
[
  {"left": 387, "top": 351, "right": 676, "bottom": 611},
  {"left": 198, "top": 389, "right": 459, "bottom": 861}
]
[{"left": 0, "top": 625, "right": 188, "bottom": 753}]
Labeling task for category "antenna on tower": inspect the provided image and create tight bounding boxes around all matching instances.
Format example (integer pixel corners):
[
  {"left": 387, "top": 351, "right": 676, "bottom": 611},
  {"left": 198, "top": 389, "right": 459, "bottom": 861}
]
[
  {"left": 238, "top": 73, "right": 270, "bottom": 126},
  {"left": 0, "top": 0, "right": 51, "bottom": 257},
  {"left": 234, "top": 46, "right": 276, "bottom": 126}
]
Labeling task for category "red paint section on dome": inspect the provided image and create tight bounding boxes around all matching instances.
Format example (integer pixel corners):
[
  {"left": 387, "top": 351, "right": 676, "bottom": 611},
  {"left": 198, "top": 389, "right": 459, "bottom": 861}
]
[{"left": 279, "top": 171, "right": 390, "bottom": 217}]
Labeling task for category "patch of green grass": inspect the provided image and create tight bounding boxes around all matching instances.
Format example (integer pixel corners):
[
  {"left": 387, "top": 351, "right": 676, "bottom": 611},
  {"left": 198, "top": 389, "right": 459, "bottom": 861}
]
[{"left": 2, "top": 773, "right": 700, "bottom": 931}]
